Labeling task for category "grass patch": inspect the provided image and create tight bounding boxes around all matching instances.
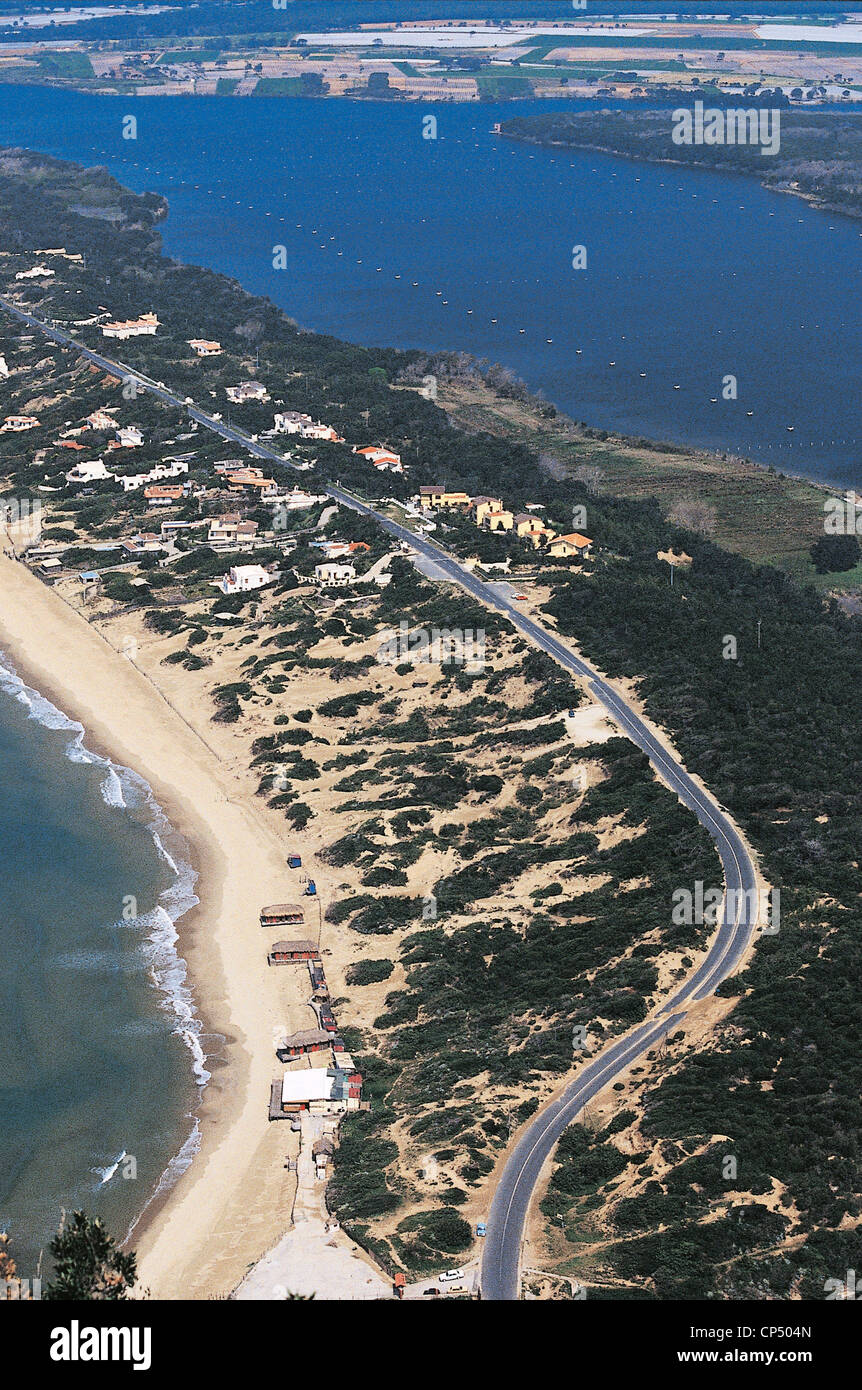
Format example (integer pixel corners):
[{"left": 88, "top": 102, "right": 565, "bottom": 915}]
[
  {"left": 37, "top": 51, "right": 95, "bottom": 79},
  {"left": 477, "top": 72, "right": 533, "bottom": 98},
  {"left": 253, "top": 76, "right": 306, "bottom": 96}
]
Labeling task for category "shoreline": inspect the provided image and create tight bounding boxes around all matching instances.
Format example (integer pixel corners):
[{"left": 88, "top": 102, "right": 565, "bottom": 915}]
[
  {"left": 0, "top": 553, "right": 302, "bottom": 1298},
  {"left": 498, "top": 121, "right": 862, "bottom": 225},
  {"left": 0, "top": 640, "right": 212, "bottom": 1256}
]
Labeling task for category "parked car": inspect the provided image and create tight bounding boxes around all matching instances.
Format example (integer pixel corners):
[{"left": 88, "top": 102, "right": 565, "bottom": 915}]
[
  {"left": 438, "top": 1268, "right": 465, "bottom": 1284},
  {"left": 476, "top": 1223, "right": 487, "bottom": 1238}
]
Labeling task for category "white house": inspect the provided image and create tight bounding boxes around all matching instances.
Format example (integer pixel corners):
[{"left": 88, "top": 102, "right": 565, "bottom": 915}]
[
  {"left": 226, "top": 381, "right": 269, "bottom": 403},
  {"left": 102, "top": 313, "right": 159, "bottom": 340},
  {"left": 277, "top": 1065, "right": 362, "bottom": 1115},
  {"left": 66, "top": 459, "right": 114, "bottom": 485},
  {"left": 188, "top": 339, "right": 222, "bottom": 357},
  {"left": 301, "top": 422, "right": 342, "bottom": 442},
  {"left": 273, "top": 487, "right": 329, "bottom": 512},
  {"left": 86, "top": 409, "right": 117, "bottom": 431},
  {"left": 2, "top": 415, "right": 39, "bottom": 432},
  {"left": 273, "top": 411, "right": 314, "bottom": 435},
  {"left": 116, "top": 426, "right": 144, "bottom": 449},
  {"left": 314, "top": 562, "right": 356, "bottom": 588},
  {"left": 117, "top": 459, "right": 189, "bottom": 492},
  {"left": 15, "top": 265, "right": 54, "bottom": 280},
  {"left": 218, "top": 564, "right": 273, "bottom": 595},
  {"left": 353, "top": 445, "right": 403, "bottom": 473}
]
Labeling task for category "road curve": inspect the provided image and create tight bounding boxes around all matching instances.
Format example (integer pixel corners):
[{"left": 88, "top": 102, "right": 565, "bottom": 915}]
[{"left": 2, "top": 300, "right": 760, "bottom": 1301}]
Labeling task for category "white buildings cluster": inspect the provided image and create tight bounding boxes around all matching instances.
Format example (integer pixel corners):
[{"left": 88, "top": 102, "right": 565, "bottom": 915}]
[{"left": 101, "top": 312, "right": 159, "bottom": 340}]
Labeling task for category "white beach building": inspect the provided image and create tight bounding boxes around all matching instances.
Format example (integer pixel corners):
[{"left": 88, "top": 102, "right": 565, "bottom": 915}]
[
  {"left": 314, "top": 562, "right": 356, "bottom": 588},
  {"left": 218, "top": 564, "right": 274, "bottom": 595},
  {"left": 65, "top": 459, "right": 114, "bottom": 485}
]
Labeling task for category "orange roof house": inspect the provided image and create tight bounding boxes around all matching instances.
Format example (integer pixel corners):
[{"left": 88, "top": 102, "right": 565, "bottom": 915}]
[
  {"left": 547, "top": 532, "right": 593, "bottom": 559},
  {"left": 145, "top": 484, "right": 185, "bottom": 505}
]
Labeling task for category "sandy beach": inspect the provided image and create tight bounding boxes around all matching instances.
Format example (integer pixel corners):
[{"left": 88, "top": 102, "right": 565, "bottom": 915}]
[{"left": 0, "top": 551, "right": 307, "bottom": 1298}]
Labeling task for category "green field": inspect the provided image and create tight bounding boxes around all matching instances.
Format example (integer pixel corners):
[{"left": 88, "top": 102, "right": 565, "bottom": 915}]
[
  {"left": 154, "top": 49, "right": 222, "bottom": 65},
  {"left": 520, "top": 49, "right": 687, "bottom": 72},
  {"left": 216, "top": 77, "right": 239, "bottom": 95},
  {"left": 36, "top": 51, "right": 95, "bottom": 79},
  {"left": 253, "top": 76, "right": 305, "bottom": 96},
  {"left": 477, "top": 71, "right": 533, "bottom": 98}
]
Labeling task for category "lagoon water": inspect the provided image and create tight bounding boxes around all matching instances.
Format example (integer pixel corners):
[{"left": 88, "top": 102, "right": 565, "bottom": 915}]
[
  {"left": 0, "top": 659, "right": 205, "bottom": 1278},
  {"left": 0, "top": 85, "right": 858, "bottom": 485}
]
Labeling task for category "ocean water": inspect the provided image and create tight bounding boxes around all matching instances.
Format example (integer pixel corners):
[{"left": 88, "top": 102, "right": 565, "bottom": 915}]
[
  {"left": 0, "top": 656, "right": 206, "bottom": 1280},
  {"left": 0, "top": 85, "right": 858, "bottom": 485}
]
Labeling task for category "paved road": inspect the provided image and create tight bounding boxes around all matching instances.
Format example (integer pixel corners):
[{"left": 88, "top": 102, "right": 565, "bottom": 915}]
[{"left": 3, "top": 299, "right": 760, "bottom": 1301}]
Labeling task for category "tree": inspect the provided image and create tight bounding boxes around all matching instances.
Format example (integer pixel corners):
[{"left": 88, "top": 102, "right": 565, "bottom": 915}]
[
  {"left": 44, "top": 1212, "right": 137, "bottom": 1301},
  {"left": 810, "top": 534, "right": 860, "bottom": 574},
  {"left": 367, "top": 71, "right": 390, "bottom": 94}
]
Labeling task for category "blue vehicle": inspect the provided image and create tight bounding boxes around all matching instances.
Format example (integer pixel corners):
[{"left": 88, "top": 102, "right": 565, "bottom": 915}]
[
  {"left": 476, "top": 1222, "right": 487, "bottom": 1238},
  {"left": 304, "top": 879, "right": 317, "bottom": 897}
]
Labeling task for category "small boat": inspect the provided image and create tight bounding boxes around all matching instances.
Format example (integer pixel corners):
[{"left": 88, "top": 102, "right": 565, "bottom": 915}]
[
  {"left": 746, "top": 411, "right": 754, "bottom": 417},
  {"left": 787, "top": 425, "right": 795, "bottom": 432},
  {"left": 640, "top": 371, "right": 647, "bottom": 378}
]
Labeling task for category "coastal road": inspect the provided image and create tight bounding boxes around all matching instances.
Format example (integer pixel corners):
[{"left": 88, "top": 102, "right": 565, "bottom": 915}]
[{"left": 2, "top": 298, "right": 762, "bottom": 1300}]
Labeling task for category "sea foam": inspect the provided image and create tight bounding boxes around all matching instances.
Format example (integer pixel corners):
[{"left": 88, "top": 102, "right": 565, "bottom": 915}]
[{"left": 0, "top": 652, "right": 213, "bottom": 1214}]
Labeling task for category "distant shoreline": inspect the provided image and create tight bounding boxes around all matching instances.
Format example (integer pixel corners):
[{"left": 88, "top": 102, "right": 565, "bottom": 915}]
[{"left": 499, "top": 107, "right": 862, "bottom": 223}]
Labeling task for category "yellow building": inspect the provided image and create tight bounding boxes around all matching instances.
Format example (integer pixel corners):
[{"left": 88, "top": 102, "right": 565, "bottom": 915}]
[
  {"left": 419, "top": 486, "right": 472, "bottom": 509},
  {"left": 515, "top": 513, "right": 557, "bottom": 548},
  {"left": 471, "top": 495, "right": 503, "bottom": 526},
  {"left": 547, "top": 532, "right": 593, "bottom": 559}
]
